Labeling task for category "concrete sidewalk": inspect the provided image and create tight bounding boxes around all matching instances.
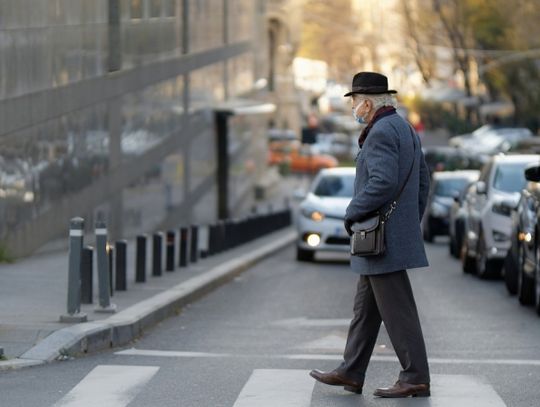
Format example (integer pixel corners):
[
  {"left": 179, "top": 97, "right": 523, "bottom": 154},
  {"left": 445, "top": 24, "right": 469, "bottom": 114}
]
[
  {"left": 0, "top": 226, "right": 297, "bottom": 370},
  {"left": 0, "top": 172, "right": 311, "bottom": 370}
]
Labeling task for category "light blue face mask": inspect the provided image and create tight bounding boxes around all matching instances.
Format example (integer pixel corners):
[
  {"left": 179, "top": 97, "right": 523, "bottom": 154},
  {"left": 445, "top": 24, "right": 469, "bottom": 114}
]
[{"left": 352, "top": 103, "right": 366, "bottom": 124}]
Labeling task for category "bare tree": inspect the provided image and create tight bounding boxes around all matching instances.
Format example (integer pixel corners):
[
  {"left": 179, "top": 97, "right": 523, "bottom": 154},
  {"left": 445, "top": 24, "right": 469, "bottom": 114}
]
[
  {"left": 400, "top": 0, "right": 435, "bottom": 84},
  {"left": 432, "top": 0, "right": 474, "bottom": 98}
]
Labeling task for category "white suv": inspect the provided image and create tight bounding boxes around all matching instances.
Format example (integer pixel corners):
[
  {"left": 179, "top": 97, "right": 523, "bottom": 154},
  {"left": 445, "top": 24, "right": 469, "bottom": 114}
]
[
  {"left": 295, "top": 167, "right": 355, "bottom": 261},
  {"left": 461, "top": 154, "right": 540, "bottom": 278}
]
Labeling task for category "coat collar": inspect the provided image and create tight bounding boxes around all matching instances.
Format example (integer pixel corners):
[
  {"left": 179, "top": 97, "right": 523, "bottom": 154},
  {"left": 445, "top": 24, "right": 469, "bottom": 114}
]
[{"left": 358, "top": 106, "right": 397, "bottom": 148}]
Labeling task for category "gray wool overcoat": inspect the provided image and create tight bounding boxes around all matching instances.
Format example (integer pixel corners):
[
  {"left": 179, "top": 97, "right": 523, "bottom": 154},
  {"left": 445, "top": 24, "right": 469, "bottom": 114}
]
[{"left": 346, "top": 112, "right": 430, "bottom": 275}]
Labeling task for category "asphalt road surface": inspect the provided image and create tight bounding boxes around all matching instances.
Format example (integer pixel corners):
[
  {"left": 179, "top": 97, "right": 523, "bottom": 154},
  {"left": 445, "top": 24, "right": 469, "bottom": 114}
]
[{"left": 2, "top": 238, "right": 540, "bottom": 407}]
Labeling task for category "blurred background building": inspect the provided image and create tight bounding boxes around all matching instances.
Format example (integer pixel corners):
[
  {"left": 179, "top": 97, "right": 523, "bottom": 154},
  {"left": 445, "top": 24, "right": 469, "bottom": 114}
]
[{"left": 0, "top": 0, "right": 302, "bottom": 257}]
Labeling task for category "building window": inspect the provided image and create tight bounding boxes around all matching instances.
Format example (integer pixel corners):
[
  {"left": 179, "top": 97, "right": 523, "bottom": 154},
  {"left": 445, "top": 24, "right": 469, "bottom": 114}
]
[
  {"left": 163, "top": 0, "right": 176, "bottom": 17},
  {"left": 149, "top": 0, "right": 162, "bottom": 18},
  {"left": 131, "top": 0, "right": 143, "bottom": 19}
]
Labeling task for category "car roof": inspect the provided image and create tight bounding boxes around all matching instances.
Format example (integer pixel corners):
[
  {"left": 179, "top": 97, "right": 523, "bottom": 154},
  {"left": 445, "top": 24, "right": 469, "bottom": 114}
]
[
  {"left": 432, "top": 170, "right": 480, "bottom": 180},
  {"left": 319, "top": 167, "right": 356, "bottom": 176},
  {"left": 492, "top": 154, "right": 540, "bottom": 164}
]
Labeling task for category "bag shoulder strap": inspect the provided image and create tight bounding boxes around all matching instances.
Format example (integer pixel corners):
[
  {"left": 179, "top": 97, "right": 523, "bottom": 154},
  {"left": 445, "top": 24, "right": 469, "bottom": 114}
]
[{"left": 383, "top": 125, "right": 417, "bottom": 221}]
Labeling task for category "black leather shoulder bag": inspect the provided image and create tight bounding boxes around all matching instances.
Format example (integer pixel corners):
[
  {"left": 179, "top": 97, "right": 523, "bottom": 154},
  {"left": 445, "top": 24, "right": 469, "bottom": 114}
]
[{"left": 351, "top": 127, "right": 417, "bottom": 257}]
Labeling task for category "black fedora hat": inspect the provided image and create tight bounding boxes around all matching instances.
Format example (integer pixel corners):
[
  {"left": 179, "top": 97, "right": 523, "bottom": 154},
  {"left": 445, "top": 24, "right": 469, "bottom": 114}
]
[{"left": 344, "top": 72, "right": 397, "bottom": 97}]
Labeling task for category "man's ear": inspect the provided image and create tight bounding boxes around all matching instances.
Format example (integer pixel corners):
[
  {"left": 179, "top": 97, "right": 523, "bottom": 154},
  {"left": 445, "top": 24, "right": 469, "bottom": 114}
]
[{"left": 366, "top": 99, "right": 373, "bottom": 111}]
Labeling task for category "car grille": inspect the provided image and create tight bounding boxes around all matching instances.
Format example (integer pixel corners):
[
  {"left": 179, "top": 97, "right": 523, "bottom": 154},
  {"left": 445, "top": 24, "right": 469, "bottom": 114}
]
[{"left": 326, "top": 236, "right": 350, "bottom": 245}]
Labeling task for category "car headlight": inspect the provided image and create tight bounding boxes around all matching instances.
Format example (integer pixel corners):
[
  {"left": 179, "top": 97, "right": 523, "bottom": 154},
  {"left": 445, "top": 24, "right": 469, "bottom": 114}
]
[
  {"left": 301, "top": 208, "right": 325, "bottom": 222},
  {"left": 491, "top": 203, "right": 512, "bottom": 217},
  {"left": 430, "top": 202, "right": 449, "bottom": 218}
]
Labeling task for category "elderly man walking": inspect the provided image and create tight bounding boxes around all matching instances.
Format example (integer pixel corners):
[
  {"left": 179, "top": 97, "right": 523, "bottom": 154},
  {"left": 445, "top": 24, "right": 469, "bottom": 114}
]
[{"left": 310, "top": 72, "right": 431, "bottom": 398}]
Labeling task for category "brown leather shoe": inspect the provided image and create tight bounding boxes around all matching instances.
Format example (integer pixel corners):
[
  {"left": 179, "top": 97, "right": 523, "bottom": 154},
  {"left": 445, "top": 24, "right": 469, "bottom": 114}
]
[
  {"left": 374, "top": 380, "right": 430, "bottom": 398},
  {"left": 309, "top": 369, "right": 363, "bottom": 394}
]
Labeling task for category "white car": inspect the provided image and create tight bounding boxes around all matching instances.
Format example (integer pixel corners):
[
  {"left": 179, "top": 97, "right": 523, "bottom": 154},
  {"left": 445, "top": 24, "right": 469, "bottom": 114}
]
[
  {"left": 461, "top": 154, "right": 540, "bottom": 278},
  {"left": 296, "top": 167, "right": 354, "bottom": 261}
]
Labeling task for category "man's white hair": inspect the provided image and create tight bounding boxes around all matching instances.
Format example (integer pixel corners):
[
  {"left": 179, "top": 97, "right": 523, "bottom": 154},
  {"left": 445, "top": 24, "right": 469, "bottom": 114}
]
[{"left": 361, "top": 93, "right": 397, "bottom": 110}]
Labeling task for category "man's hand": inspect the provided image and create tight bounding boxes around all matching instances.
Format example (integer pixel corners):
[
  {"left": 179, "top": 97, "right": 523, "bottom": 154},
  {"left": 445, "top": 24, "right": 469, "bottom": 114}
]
[{"left": 344, "top": 218, "right": 354, "bottom": 236}]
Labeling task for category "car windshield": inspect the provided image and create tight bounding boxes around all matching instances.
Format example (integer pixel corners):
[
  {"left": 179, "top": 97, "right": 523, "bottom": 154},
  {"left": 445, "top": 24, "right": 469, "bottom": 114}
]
[
  {"left": 434, "top": 178, "right": 470, "bottom": 197},
  {"left": 492, "top": 163, "right": 531, "bottom": 193},
  {"left": 313, "top": 174, "right": 354, "bottom": 197}
]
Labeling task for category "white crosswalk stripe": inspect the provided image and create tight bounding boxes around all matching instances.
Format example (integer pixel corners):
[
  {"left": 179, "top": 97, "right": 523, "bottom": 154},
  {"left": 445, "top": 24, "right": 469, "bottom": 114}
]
[
  {"left": 232, "top": 369, "right": 315, "bottom": 407},
  {"left": 52, "top": 365, "right": 159, "bottom": 407},
  {"left": 429, "top": 375, "right": 507, "bottom": 407},
  {"left": 53, "top": 362, "right": 508, "bottom": 406}
]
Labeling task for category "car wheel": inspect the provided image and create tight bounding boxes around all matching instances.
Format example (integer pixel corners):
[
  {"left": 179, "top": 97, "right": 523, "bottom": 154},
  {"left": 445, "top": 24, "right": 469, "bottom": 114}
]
[
  {"left": 503, "top": 249, "right": 518, "bottom": 295},
  {"left": 296, "top": 246, "right": 315, "bottom": 262},
  {"left": 517, "top": 242, "right": 535, "bottom": 305},
  {"left": 461, "top": 237, "right": 476, "bottom": 274},
  {"left": 449, "top": 232, "right": 457, "bottom": 257},
  {"left": 476, "top": 229, "right": 502, "bottom": 279},
  {"left": 449, "top": 220, "right": 462, "bottom": 258},
  {"left": 455, "top": 221, "right": 464, "bottom": 259}
]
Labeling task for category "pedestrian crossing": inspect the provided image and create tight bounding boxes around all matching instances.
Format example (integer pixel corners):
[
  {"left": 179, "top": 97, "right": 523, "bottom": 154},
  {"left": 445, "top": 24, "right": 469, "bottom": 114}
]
[
  {"left": 50, "top": 365, "right": 507, "bottom": 407},
  {"left": 52, "top": 365, "right": 159, "bottom": 407},
  {"left": 233, "top": 369, "right": 315, "bottom": 407}
]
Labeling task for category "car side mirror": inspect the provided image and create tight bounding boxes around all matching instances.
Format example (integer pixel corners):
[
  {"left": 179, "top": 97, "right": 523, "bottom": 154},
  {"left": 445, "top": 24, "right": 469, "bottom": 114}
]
[
  {"left": 524, "top": 165, "right": 540, "bottom": 182},
  {"left": 452, "top": 191, "right": 461, "bottom": 204},
  {"left": 476, "top": 181, "right": 487, "bottom": 195}
]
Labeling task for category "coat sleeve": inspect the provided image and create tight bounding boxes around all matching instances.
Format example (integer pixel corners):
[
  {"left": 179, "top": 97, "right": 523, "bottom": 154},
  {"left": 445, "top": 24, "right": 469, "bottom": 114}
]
[
  {"left": 418, "top": 148, "right": 430, "bottom": 221},
  {"left": 345, "top": 129, "right": 399, "bottom": 222}
]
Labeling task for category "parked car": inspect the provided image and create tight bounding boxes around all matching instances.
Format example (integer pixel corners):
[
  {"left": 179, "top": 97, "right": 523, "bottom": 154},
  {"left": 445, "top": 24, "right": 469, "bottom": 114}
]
[
  {"left": 423, "top": 146, "right": 484, "bottom": 174},
  {"left": 465, "top": 128, "right": 534, "bottom": 156},
  {"left": 448, "top": 124, "right": 501, "bottom": 148},
  {"left": 295, "top": 167, "right": 354, "bottom": 261},
  {"left": 512, "top": 164, "right": 540, "bottom": 314},
  {"left": 423, "top": 170, "right": 480, "bottom": 242},
  {"left": 460, "top": 155, "right": 540, "bottom": 278},
  {"left": 268, "top": 140, "right": 338, "bottom": 173},
  {"left": 448, "top": 173, "right": 481, "bottom": 257},
  {"left": 506, "top": 138, "right": 540, "bottom": 155},
  {"left": 311, "top": 132, "right": 356, "bottom": 161}
]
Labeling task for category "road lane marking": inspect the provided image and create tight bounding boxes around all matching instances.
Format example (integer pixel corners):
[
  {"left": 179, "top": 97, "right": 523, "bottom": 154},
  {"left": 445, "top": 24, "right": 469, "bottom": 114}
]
[
  {"left": 273, "top": 318, "right": 351, "bottom": 327},
  {"left": 116, "top": 348, "right": 232, "bottom": 358},
  {"left": 299, "top": 334, "right": 346, "bottom": 350},
  {"left": 232, "top": 369, "right": 314, "bottom": 407},
  {"left": 115, "top": 348, "right": 540, "bottom": 367},
  {"left": 53, "top": 365, "right": 159, "bottom": 407},
  {"left": 428, "top": 374, "right": 506, "bottom": 406}
]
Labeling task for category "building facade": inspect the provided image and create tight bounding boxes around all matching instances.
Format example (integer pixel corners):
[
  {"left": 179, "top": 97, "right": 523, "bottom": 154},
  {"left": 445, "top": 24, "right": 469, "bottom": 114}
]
[{"left": 0, "top": 0, "right": 275, "bottom": 257}]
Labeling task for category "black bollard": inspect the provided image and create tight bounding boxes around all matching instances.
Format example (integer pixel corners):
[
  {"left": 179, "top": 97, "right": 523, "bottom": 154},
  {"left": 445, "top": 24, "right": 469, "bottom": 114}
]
[
  {"left": 207, "top": 224, "right": 216, "bottom": 256},
  {"left": 60, "top": 217, "right": 88, "bottom": 322},
  {"left": 81, "top": 246, "right": 94, "bottom": 304},
  {"left": 135, "top": 235, "right": 147, "bottom": 283},
  {"left": 115, "top": 240, "right": 127, "bottom": 291},
  {"left": 166, "top": 231, "right": 175, "bottom": 271},
  {"left": 190, "top": 225, "right": 198, "bottom": 263},
  {"left": 152, "top": 232, "right": 163, "bottom": 276},
  {"left": 217, "top": 220, "right": 226, "bottom": 253},
  {"left": 108, "top": 245, "right": 114, "bottom": 297},
  {"left": 179, "top": 227, "right": 189, "bottom": 267}
]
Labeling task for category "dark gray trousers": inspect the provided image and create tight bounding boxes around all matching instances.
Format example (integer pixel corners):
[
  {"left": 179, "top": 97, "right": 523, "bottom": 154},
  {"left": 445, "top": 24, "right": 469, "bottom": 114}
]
[{"left": 336, "top": 270, "right": 430, "bottom": 384}]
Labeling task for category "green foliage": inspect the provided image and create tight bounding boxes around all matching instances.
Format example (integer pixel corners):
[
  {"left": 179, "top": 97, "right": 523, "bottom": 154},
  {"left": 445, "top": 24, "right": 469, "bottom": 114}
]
[
  {"left": 0, "top": 244, "right": 14, "bottom": 264},
  {"left": 404, "top": 96, "right": 475, "bottom": 134}
]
